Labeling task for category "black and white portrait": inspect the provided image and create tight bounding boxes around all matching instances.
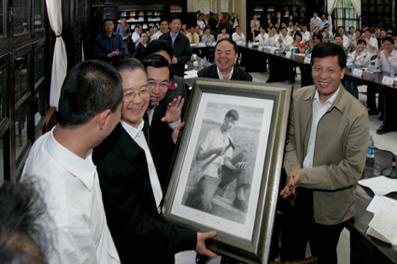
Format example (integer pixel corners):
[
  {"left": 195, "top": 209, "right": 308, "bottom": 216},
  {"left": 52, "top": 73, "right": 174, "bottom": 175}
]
[{"left": 171, "top": 92, "right": 274, "bottom": 240}]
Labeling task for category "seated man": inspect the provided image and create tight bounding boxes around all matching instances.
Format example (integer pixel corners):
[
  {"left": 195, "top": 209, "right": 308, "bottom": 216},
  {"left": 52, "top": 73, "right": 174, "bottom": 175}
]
[
  {"left": 198, "top": 38, "right": 253, "bottom": 81},
  {"left": 21, "top": 60, "right": 123, "bottom": 263},
  {"left": 0, "top": 181, "right": 47, "bottom": 264},
  {"left": 376, "top": 37, "right": 397, "bottom": 134},
  {"left": 185, "top": 109, "right": 249, "bottom": 212},
  {"left": 93, "top": 58, "right": 216, "bottom": 264}
]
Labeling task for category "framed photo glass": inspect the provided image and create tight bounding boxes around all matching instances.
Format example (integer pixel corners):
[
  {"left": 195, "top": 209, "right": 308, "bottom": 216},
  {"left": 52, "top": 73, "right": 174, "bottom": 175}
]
[{"left": 163, "top": 78, "right": 291, "bottom": 263}]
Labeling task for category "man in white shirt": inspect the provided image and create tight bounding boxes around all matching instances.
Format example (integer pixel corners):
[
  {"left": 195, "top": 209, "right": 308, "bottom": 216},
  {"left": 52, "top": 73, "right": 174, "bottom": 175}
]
[
  {"left": 336, "top": 26, "right": 350, "bottom": 52},
  {"left": 131, "top": 24, "right": 142, "bottom": 46},
  {"left": 150, "top": 19, "right": 169, "bottom": 42},
  {"left": 301, "top": 24, "right": 311, "bottom": 44},
  {"left": 265, "top": 26, "right": 280, "bottom": 47},
  {"left": 232, "top": 25, "right": 246, "bottom": 46},
  {"left": 281, "top": 43, "right": 368, "bottom": 263},
  {"left": 21, "top": 60, "right": 123, "bottom": 264},
  {"left": 376, "top": 37, "right": 397, "bottom": 134},
  {"left": 309, "top": 12, "right": 321, "bottom": 31},
  {"left": 254, "top": 26, "right": 269, "bottom": 46},
  {"left": 278, "top": 27, "right": 293, "bottom": 50},
  {"left": 363, "top": 28, "right": 379, "bottom": 56},
  {"left": 92, "top": 58, "right": 216, "bottom": 264}
]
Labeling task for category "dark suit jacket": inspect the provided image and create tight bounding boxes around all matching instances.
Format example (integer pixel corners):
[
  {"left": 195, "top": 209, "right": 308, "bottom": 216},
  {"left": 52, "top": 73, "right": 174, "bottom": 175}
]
[
  {"left": 93, "top": 123, "right": 196, "bottom": 264},
  {"left": 159, "top": 32, "right": 192, "bottom": 77},
  {"left": 147, "top": 102, "right": 176, "bottom": 192},
  {"left": 197, "top": 64, "right": 253, "bottom": 81}
]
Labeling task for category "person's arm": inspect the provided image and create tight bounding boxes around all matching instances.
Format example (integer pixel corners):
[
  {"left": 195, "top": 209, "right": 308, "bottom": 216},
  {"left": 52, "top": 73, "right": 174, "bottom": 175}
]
[
  {"left": 283, "top": 98, "right": 302, "bottom": 176},
  {"left": 95, "top": 150, "right": 199, "bottom": 256},
  {"left": 95, "top": 36, "right": 110, "bottom": 60}
]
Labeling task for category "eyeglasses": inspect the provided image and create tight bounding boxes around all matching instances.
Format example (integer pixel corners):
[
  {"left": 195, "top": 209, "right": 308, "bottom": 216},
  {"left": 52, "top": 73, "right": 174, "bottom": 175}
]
[
  {"left": 147, "top": 80, "right": 169, "bottom": 90},
  {"left": 123, "top": 87, "right": 150, "bottom": 100}
]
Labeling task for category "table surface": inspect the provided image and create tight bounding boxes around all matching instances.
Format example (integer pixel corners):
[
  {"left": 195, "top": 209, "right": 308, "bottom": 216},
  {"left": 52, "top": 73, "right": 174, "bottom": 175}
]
[{"left": 347, "top": 149, "right": 397, "bottom": 263}]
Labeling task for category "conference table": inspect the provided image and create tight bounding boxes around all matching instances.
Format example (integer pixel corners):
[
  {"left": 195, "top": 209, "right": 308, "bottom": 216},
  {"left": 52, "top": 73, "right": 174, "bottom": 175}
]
[
  {"left": 236, "top": 44, "right": 397, "bottom": 92},
  {"left": 347, "top": 149, "right": 397, "bottom": 264}
]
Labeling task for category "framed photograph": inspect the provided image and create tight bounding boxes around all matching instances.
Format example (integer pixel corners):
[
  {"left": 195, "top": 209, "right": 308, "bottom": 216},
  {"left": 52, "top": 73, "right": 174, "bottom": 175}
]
[{"left": 163, "top": 78, "right": 291, "bottom": 263}]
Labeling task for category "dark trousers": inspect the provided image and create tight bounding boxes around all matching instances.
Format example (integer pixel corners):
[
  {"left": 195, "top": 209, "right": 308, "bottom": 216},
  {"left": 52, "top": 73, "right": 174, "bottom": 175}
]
[
  {"left": 381, "top": 89, "right": 397, "bottom": 130},
  {"left": 280, "top": 188, "right": 345, "bottom": 264}
]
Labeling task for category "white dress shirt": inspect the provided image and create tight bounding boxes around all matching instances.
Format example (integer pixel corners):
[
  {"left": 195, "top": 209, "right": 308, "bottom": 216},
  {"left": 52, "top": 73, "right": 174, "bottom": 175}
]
[
  {"left": 217, "top": 66, "right": 234, "bottom": 80},
  {"left": 21, "top": 128, "right": 119, "bottom": 264},
  {"left": 303, "top": 87, "right": 340, "bottom": 168},
  {"left": 232, "top": 32, "right": 246, "bottom": 46},
  {"left": 378, "top": 49, "right": 397, "bottom": 73},
  {"left": 255, "top": 33, "right": 269, "bottom": 45},
  {"left": 279, "top": 34, "right": 294, "bottom": 50},
  {"left": 121, "top": 121, "right": 163, "bottom": 210}
]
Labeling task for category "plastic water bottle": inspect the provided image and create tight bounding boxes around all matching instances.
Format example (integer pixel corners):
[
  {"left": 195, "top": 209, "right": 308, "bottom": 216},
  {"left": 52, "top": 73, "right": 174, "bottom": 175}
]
[
  {"left": 390, "top": 66, "right": 395, "bottom": 78},
  {"left": 367, "top": 134, "right": 375, "bottom": 159}
]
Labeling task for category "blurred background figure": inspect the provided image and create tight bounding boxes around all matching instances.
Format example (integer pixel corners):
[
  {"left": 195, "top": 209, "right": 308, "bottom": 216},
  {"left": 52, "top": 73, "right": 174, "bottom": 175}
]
[
  {"left": 0, "top": 181, "right": 48, "bottom": 264},
  {"left": 95, "top": 18, "right": 125, "bottom": 65}
]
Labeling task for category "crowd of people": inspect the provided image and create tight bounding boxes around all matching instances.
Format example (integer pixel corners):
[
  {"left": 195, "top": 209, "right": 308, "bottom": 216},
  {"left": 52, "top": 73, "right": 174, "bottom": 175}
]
[{"left": 0, "top": 8, "right": 395, "bottom": 264}]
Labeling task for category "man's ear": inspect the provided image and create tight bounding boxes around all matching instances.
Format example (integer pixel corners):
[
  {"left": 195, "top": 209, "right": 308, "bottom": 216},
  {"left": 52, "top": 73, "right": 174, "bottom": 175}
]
[{"left": 95, "top": 109, "right": 112, "bottom": 130}]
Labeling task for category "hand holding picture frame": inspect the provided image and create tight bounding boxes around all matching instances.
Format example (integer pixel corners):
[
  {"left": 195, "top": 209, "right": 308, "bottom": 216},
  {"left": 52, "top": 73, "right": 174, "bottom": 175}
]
[{"left": 163, "top": 78, "right": 291, "bottom": 263}]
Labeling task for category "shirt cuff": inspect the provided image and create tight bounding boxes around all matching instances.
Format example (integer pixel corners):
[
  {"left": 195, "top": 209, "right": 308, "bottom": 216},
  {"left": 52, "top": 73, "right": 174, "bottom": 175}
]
[{"left": 168, "top": 118, "right": 181, "bottom": 129}]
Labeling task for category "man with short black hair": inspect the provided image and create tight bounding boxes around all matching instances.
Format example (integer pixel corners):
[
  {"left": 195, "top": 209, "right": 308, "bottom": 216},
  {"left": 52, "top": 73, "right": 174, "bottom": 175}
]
[
  {"left": 0, "top": 181, "right": 47, "bottom": 264},
  {"left": 198, "top": 38, "right": 252, "bottom": 81},
  {"left": 280, "top": 43, "right": 369, "bottom": 263},
  {"left": 142, "top": 54, "right": 184, "bottom": 191},
  {"left": 95, "top": 18, "right": 125, "bottom": 65},
  {"left": 160, "top": 17, "right": 192, "bottom": 77},
  {"left": 186, "top": 109, "right": 249, "bottom": 212},
  {"left": 151, "top": 19, "right": 169, "bottom": 41},
  {"left": 22, "top": 60, "right": 123, "bottom": 264},
  {"left": 93, "top": 58, "right": 216, "bottom": 264}
]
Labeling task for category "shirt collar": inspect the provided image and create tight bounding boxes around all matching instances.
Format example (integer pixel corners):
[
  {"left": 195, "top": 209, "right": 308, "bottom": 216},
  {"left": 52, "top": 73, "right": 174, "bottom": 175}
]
[
  {"left": 313, "top": 86, "right": 341, "bottom": 106},
  {"left": 47, "top": 128, "right": 96, "bottom": 190},
  {"left": 121, "top": 120, "right": 145, "bottom": 140},
  {"left": 217, "top": 66, "right": 234, "bottom": 80},
  {"left": 171, "top": 32, "right": 179, "bottom": 38}
]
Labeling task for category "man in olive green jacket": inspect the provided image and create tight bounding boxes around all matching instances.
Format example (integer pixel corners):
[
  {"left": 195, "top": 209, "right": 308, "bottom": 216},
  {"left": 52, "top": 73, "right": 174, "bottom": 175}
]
[{"left": 280, "top": 43, "right": 369, "bottom": 264}]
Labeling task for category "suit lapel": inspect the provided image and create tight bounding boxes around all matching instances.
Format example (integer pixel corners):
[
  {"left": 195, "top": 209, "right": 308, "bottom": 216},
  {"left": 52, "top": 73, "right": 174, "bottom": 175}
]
[{"left": 118, "top": 125, "right": 159, "bottom": 214}]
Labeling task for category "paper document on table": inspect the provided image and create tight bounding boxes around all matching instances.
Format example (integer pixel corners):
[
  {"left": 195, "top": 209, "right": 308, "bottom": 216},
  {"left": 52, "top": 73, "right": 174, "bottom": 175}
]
[
  {"left": 367, "top": 195, "right": 397, "bottom": 214},
  {"left": 367, "top": 204, "right": 397, "bottom": 246},
  {"left": 358, "top": 176, "right": 397, "bottom": 196},
  {"left": 184, "top": 70, "right": 198, "bottom": 79}
]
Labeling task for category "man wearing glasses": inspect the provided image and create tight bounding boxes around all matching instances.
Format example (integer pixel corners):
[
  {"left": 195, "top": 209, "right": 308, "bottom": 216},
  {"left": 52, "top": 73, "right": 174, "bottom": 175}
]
[
  {"left": 142, "top": 54, "right": 184, "bottom": 190},
  {"left": 93, "top": 58, "right": 216, "bottom": 264}
]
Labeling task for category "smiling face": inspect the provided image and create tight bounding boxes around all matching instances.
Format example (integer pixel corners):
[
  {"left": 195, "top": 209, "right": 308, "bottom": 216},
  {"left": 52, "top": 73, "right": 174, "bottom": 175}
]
[
  {"left": 170, "top": 19, "right": 181, "bottom": 34},
  {"left": 312, "top": 55, "right": 345, "bottom": 103},
  {"left": 146, "top": 66, "right": 170, "bottom": 107},
  {"left": 357, "top": 41, "right": 366, "bottom": 52},
  {"left": 120, "top": 68, "right": 150, "bottom": 127},
  {"left": 215, "top": 40, "right": 238, "bottom": 74}
]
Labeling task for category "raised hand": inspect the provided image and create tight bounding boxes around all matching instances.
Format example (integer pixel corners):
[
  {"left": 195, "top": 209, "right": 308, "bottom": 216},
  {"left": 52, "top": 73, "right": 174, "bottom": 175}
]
[{"left": 161, "top": 96, "right": 184, "bottom": 123}]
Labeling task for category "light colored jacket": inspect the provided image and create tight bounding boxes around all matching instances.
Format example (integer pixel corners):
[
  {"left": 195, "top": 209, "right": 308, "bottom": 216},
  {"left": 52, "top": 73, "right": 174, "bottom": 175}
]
[{"left": 284, "top": 85, "right": 369, "bottom": 225}]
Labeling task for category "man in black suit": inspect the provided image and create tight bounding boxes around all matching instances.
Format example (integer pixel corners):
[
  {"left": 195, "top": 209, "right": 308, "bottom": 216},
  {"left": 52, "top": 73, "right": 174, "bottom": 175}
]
[
  {"left": 159, "top": 17, "right": 192, "bottom": 77},
  {"left": 142, "top": 54, "right": 184, "bottom": 191},
  {"left": 93, "top": 58, "right": 216, "bottom": 264},
  {"left": 198, "top": 38, "right": 253, "bottom": 81}
]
